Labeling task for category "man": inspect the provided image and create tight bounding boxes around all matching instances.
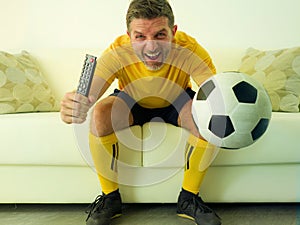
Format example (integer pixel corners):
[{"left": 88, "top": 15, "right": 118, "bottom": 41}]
[{"left": 60, "top": 0, "right": 221, "bottom": 225}]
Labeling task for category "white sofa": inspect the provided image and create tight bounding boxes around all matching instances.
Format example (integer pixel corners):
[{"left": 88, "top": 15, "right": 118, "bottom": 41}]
[{"left": 0, "top": 48, "right": 299, "bottom": 203}]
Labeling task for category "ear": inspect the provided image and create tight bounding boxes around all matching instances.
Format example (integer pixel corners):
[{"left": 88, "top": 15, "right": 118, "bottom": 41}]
[
  {"left": 127, "top": 31, "right": 131, "bottom": 37},
  {"left": 172, "top": 25, "right": 178, "bottom": 36}
]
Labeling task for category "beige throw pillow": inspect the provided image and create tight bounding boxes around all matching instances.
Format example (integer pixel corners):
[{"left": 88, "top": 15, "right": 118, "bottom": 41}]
[
  {"left": 239, "top": 47, "right": 300, "bottom": 112},
  {"left": 0, "top": 50, "right": 60, "bottom": 114}
]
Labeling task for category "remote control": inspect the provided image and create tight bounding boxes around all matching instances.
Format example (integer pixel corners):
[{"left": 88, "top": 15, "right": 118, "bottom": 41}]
[{"left": 76, "top": 54, "right": 97, "bottom": 97}]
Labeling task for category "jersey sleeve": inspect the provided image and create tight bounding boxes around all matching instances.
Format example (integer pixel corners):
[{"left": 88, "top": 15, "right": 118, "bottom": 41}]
[
  {"left": 172, "top": 31, "right": 216, "bottom": 87},
  {"left": 189, "top": 43, "right": 216, "bottom": 86},
  {"left": 94, "top": 47, "right": 121, "bottom": 85},
  {"left": 94, "top": 35, "right": 138, "bottom": 86}
]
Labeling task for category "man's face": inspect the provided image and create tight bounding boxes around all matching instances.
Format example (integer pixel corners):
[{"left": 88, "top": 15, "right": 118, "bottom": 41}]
[{"left": 127, "top": 17, "right": 177, "bottom": 71}]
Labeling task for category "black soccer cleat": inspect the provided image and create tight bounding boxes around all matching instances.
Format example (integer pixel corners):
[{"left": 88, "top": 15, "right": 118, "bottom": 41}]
[
  {"left": 86, "top": 189, "right": 122, "bottom": 225},
  {"left": 177, "top": 189, "right": 221, "bottom": 225}
]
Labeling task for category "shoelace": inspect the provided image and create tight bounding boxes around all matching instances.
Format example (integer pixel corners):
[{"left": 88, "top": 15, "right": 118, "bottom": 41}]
[{"left": 85, "top": 195, "right": 106, "bottom": 221}]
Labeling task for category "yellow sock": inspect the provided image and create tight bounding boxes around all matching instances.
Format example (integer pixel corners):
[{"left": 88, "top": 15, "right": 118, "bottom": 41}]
[
  {"left": 182, "top": 134, "right": 219, "bottom": 195},
  {"left": 89, "top": 132, "right": 119, "bottom": 195}
]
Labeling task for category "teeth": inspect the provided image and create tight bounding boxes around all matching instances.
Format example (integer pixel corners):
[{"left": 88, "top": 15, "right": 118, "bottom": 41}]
[{"left": 145, "top": 52, "right": 160, "bottom": 58}]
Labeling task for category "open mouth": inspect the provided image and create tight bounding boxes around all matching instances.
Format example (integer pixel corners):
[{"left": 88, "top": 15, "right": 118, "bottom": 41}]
[{"left": 144, "top": 51, "right": 161, "bottom": 61}]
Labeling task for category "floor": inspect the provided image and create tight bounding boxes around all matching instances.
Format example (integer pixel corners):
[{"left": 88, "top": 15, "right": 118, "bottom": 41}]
[{"left": 0, "top": 203, "right": 299, "bottom": 225}]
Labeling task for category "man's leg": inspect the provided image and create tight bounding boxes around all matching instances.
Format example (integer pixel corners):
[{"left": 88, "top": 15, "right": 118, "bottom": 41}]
[
  {"left": 90, "top": 96, "right": 134, "bottom": 192},
  {"left": 86, "top": 96, "right": 133, "bottom": 225},
  {"left": 89, "top": 133, "right": 119, "bottom": 194},
  {"left": 178, "top": 99, "right": 218, "bottom": 193},
  {"left": 177, "top": 99, "right": 221, "bottom": 225}
]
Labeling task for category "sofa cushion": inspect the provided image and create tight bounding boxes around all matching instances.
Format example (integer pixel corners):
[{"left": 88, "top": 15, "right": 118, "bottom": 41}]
[
  {"left": 0, "top": 51, "right": 60, "bottom": 114},
  {"left": 142, "top": 122, "right": 190, "bottom": 167},
  {"left": 0, "top": 113, "right": 85, "bottom": 166},
  {"left": 238, "top": 47, "right": 300, "bottom": 112},
  {"left": 0, "top": 112, "right": 142, "bottom": 167},
  {"left": 213, "top": 112, "right": 300, "bottom": 166},
  {"left": 141, "top": 116, "right": 300, "bottom": 167},
  {"left": 2, "top": 112, "right": 299, "bottom": 168}
]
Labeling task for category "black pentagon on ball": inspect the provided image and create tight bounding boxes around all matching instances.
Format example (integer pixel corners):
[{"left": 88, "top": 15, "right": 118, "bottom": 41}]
[
  {"left": 209, "top": 115, "right": 235, "bottom": 138},
  {"left": 232, "top": 81, "right": 257, "bottom": 103},
  {"left": 251, "top": 118, "right": 269, "bottom": 141},
  {"left": 197, "top": 80, "right": 216, "bottom": 100}
]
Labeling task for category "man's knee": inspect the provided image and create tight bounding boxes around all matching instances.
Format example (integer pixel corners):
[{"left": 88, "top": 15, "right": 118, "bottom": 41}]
[
  {"left": 93, "top": 98, "right": 114, "bottom": 119},
  {"left": 178, "top": 100, "right": 201, "bottom": 138},
  {"left": 89, "top": 97, "right": 114, "bottom": 136},
  {"left": 90, "top": 96, "right": 133, "bottom": 136}
]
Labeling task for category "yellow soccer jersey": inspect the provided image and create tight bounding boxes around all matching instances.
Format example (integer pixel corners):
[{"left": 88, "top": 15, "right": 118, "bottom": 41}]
[{"left": 95, "top": 31, "right": 216, "bottom": 108}]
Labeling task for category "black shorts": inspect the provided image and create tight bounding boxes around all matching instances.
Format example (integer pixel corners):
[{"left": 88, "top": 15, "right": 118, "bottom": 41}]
[{"left": 110, "top": 88, "right": 195, "bottom": 126}]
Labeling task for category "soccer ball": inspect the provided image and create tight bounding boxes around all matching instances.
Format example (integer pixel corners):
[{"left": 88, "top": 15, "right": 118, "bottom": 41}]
[{"left": 192, "top": 71, "right": 272, "bottom": 149}]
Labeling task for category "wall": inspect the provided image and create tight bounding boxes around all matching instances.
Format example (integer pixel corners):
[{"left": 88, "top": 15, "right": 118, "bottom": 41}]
[
  {"left": 1, "top": 0, "right": 300, "bottom": 50},
  {"left": 173, "top": 0, "right": 300, "bottom": 50}
]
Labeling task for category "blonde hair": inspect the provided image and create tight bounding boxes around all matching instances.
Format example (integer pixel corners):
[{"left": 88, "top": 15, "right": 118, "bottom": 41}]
[{"left": 126, "top": 0, "right": 174, "bottom": 30}]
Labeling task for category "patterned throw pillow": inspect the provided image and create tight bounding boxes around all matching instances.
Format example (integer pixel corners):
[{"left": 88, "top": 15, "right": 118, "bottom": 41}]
[
  {"left": 239, "top": 47, "right": 300, "bottom": 112},
  {"left": 0, "top": 50, "right": 60, "bottom": 114}
]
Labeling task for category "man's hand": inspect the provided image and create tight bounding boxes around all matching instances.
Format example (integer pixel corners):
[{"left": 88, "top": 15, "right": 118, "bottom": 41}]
[{"left": 60, "top": 91, "right": 96, "bottom": 124}]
